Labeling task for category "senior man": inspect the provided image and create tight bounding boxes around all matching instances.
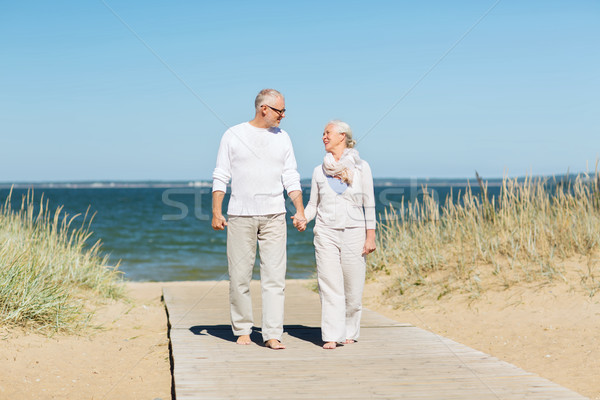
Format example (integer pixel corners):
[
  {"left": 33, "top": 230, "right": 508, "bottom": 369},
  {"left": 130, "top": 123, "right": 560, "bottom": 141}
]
[{"left": 212, "top": 88, "right": 306, "bottom": 350}]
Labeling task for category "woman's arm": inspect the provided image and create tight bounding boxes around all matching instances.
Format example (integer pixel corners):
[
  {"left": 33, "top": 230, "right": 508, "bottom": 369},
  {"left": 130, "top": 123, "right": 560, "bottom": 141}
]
[
  {"left": 304, "top": 168, "right": 319, "bottom": 223},
  {"left": 363, "top": 229, "right": 376, "bottom": 255},
  {"left": 362, "top": 162, "right": 376, "bottom": 230},
  {"left": 362, "top": 162, "right": 376, "bottom": 255}
]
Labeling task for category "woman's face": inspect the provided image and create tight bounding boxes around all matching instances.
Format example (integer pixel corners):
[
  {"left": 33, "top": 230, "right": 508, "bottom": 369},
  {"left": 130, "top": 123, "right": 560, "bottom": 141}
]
[{"left": 322, "top": 124, "right": 346, "bottom": 153}]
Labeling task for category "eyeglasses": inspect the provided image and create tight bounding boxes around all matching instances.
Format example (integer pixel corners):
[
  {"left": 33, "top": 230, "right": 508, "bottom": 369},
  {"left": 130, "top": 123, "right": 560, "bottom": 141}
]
[{"left": 263, "top": 104, "right": 286, "bottom": 116}]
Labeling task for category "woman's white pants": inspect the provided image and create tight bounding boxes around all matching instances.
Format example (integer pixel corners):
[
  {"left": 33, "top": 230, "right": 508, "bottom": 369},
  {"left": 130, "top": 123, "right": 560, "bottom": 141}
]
[{"left": 313, "top": 225, "right": 366, "bottom": 342}]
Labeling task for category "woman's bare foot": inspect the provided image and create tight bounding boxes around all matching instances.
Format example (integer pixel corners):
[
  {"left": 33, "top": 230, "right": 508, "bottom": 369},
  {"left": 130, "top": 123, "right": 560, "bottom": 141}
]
[
  {"left": 323, "top": 341, "right": 337, "bottom": 349},
  {"left": 265, "top": 339, "right": 286, "bottom": 350},
  {"left": 236, "top": 335, "right": 252, "bottom": 345},
  {"left": 344, "top": 339, "right": 355, "bottom": 344}
]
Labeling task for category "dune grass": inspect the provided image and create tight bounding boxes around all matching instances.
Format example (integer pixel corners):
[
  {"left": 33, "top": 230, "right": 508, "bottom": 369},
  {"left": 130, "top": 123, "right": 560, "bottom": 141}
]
[
  {"left": 0, "top": 188, "right": 124, "bottom": 332},
  {"left": 369, "top": 166, "right": 600, "bottom": 303}
]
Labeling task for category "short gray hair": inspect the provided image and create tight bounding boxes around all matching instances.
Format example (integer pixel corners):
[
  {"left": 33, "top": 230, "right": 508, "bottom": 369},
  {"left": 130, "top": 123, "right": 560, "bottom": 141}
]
[
  {"left": 255, "top": 89, "right": 283, "bottom": 111},
  {"left": 327, "top": 120, "right": 356, "bottom": 148}
]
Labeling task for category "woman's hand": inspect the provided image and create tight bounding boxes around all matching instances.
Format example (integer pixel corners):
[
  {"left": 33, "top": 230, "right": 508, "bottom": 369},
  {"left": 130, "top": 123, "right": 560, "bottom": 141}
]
[
  {"left": 362, "top": 229, "right": 376, "bottom": 255},
  {"left": 292, "top": 214, "right": 307, "bottom": 232}
]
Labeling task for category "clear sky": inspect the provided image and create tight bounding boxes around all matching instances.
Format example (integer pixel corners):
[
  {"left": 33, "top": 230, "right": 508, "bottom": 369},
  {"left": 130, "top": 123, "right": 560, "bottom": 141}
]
[{"left": 1, "top": 1, "right": 598, "bottom": 182}]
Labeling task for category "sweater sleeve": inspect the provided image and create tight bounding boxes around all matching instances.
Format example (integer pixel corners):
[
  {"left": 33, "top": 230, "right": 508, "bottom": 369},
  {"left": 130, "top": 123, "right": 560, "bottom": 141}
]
[
  {"left": 281, "top": 134, "right": 302, "bottom": 193},
  {"left": 362, "top": 162, "right": 376, "bottom": 230},
  {"left": 212, "top": 131, "right": 231, "bottom": 193},
  {"left": 304, "top": 167, "right": 319, "bottom": 222}
]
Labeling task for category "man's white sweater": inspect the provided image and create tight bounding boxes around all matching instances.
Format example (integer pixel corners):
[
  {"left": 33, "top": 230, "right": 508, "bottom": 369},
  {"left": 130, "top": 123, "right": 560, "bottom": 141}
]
[{"left": 212, "top": 122, "right": 301, "bottom": 216}]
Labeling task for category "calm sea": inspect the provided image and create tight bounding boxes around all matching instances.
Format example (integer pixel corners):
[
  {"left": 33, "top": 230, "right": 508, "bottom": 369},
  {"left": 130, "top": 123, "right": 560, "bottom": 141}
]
[{"left": 0, "top": 180, "right": 499, "bottom": 282}]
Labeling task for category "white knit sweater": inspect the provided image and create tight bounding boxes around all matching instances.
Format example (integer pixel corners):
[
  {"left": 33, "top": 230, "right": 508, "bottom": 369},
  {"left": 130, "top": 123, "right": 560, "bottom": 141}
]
[{"left": 212, "top": 122, "right": 301, "bottom": 216}]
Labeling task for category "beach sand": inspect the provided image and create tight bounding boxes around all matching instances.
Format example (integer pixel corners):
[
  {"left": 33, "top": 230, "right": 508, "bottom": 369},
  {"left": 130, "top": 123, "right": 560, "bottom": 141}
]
[
  {"left": 1, "top": 279, "right": 598, "bottom": 399},
  {"left": 0, "top": 282, "right": 172, "bottom": 400}
]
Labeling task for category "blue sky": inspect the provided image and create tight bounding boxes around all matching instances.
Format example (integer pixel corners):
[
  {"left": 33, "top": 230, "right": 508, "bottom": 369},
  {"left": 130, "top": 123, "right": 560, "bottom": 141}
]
[{"left": 1, "top": 1, "right": 598, "bottom": 181}]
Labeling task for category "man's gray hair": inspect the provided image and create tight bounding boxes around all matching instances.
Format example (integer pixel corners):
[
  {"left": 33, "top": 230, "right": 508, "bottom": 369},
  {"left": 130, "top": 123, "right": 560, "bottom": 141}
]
[
  {"left": 327, "top": 120, "right": 356, "bottom": 148},
  {"left": 255, "top": 89, "right": 284, "bottom": 111}
]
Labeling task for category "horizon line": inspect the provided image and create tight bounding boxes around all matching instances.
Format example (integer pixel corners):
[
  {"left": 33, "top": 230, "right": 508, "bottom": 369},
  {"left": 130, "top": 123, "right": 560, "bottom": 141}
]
[{"left": 0, "top": 171, "right": 591, "bottom": 190}]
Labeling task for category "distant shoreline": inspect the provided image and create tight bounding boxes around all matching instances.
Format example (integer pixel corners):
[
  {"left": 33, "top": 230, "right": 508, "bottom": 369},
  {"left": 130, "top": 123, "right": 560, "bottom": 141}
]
[
  {"left": 0, "top": 181, "right": 213, "bottom": 190},
  {"left": 0, "top": 173, "right": 587, "bottom": 190}
]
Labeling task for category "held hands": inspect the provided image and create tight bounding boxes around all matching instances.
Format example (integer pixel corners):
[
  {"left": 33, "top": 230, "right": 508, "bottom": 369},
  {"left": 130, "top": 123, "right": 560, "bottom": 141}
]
[
  {"left": 288, "top": 190, "right": 307, "bottom": 232},
  {"left": 291, "top": 213, "right": 307, "bottom": 232},
  {"left": 212, "top": 213, "right": 227, "bottom": 230}
]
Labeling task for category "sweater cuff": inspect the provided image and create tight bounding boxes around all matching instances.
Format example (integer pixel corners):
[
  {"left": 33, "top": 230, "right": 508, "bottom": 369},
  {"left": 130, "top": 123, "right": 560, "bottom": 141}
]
[
  {"left": 366, "top": 221, "right": 377, "bottom": 230},
  {"left": 212, "top": 179, "right": 227, "bottom": 193},
  {"left": 285, "top": 182, "right": 302, "bottom": 194}
]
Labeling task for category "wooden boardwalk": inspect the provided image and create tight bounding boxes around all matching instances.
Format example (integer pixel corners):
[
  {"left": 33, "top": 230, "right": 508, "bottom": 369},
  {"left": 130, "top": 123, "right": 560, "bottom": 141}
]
[{"left": 163, "top": 280, "right": 587, "bottom": 400}]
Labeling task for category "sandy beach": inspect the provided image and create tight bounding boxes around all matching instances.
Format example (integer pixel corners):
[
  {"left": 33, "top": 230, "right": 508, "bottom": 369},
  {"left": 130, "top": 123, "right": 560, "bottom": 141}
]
[
  {"left": 0, "top": 282, "right": 172, "bottom": 400},
  {"left": 1, "top": 279, "right": 598, "bottom": 400}
]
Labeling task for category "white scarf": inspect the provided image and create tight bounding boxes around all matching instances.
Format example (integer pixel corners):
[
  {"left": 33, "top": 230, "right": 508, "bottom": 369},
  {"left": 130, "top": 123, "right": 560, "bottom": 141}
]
[{"left": 322, "top": 148, "right": 362, "bottom": 185}]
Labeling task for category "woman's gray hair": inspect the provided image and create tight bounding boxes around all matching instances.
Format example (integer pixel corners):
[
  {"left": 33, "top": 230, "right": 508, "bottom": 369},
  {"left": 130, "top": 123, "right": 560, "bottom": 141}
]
[
  {"left": 255, "top": 88, "right": 283, "bottom": 111},
  {"left": 327, "top": 120, "right": 356, "bottom": 148}
]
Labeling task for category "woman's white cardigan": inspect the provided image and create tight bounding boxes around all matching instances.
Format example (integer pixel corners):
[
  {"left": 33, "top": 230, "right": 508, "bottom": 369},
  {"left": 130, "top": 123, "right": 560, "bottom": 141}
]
[{"left": 304, "top": 161, "right": 376, "bottom": 230}]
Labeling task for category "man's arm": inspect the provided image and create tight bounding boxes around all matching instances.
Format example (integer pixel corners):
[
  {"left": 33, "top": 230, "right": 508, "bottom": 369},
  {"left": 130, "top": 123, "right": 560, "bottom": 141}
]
[
  {"left": 212, "top": 191, "right": 227, "bottom": 230},
  {"left": 288, "top": 190, "right": 307, "bottom": 232}
]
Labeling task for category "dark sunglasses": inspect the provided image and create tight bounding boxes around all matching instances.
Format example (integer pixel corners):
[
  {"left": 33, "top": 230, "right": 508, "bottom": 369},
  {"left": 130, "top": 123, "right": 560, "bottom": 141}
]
[{"left": 264, "top": 105, "right": 286, "bottom": 116}]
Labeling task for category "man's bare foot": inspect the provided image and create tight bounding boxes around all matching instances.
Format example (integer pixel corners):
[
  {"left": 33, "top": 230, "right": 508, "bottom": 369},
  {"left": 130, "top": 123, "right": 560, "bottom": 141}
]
[
  {"left": 323, "top": 341, "right": 337, "bottom": 349},
  {"left": 264, "top": 339, "right": 286, "bottom": 350},
  {"left": 344, "top": 339, "right": 355, "bottom": 344},
  {"left": 236, "top": 335, "right": 251, "bottom": 345}
]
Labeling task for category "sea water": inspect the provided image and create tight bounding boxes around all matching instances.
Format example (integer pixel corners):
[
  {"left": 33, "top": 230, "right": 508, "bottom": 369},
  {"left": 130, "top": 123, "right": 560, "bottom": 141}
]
[{"left": 0, "top": 180, "right": 498, "bottom": 281}]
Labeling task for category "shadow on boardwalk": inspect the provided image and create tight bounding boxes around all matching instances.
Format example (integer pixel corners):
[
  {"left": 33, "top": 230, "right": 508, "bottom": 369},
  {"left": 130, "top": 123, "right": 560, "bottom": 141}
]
[{"left": 189, "top": 324, "right": 322, "bottom": 347}]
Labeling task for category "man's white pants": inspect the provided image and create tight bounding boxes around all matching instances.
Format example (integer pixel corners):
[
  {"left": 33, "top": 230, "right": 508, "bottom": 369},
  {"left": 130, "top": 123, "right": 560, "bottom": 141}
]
[
  {"left": 227, "top": 214, "right": 286, "bottom": 342},
  {"left": 313, "top": 225, "right": 366, "bottom": 342}
]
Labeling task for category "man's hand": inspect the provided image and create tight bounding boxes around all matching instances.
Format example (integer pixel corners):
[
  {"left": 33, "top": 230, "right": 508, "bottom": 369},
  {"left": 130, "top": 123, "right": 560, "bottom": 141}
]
[
  {"left": 212, "top": 213, "right": 227, "bottom": 230},
  {"left": 292, "top": 213, "right": 307, "bottom": 232},
  {"left": 288, "top": 190, "right": 306, "bottom": 232},
  {"left": 212, "top": 191, "right": 227, "bottom": 230}
]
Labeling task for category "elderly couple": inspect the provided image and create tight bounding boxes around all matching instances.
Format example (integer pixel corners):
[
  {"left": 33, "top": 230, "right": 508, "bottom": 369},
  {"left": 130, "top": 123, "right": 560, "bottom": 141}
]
[{"left": 212, "top": 89, "right": 376, "bottom": 350}]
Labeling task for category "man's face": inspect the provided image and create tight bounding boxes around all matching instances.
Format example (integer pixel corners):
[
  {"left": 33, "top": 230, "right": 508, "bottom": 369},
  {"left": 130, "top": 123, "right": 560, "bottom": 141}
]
[{"left": 263, "top": 96, "right": 286, "bottom": 128}]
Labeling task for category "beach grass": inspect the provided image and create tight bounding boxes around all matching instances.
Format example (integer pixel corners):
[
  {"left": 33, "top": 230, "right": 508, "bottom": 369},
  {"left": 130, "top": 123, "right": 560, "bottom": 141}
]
[
  {"left": 368, "top": 165, "right": 600, "bottom": 303},
  {"left": 0, "top": 188, "right": 124, "bottom": 332}
]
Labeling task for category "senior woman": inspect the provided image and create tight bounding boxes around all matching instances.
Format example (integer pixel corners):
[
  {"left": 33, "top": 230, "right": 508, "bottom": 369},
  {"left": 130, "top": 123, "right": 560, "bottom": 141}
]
[{"left": 304, "top": 120, "right": 376, "bottom": 350}]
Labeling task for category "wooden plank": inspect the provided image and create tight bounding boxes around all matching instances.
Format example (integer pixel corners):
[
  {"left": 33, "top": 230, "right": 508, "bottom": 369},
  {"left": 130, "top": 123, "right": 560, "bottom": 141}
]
[{"left": 163, "top": 280, "right": 587, "bottom": 400}]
